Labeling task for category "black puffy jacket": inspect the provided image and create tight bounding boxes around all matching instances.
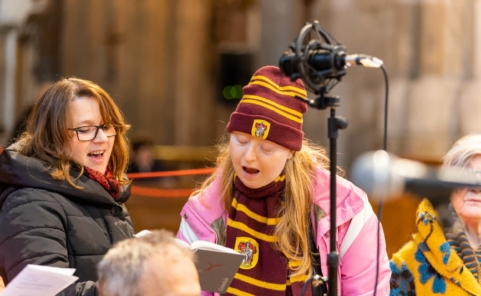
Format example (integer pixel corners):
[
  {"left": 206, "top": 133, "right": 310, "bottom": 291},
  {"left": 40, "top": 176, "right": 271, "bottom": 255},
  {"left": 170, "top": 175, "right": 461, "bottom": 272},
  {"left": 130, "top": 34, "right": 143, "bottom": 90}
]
[{"left": 0, "top": 147, "right": 135, "bottom": 295}]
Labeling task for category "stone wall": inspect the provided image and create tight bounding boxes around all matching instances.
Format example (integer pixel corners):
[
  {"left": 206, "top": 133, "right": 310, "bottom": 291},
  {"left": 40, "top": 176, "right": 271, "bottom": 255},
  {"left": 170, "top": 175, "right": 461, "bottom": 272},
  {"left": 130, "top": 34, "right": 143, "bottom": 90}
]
[{"left": 1, "top": 0, "right": 480, "bottom": 256}]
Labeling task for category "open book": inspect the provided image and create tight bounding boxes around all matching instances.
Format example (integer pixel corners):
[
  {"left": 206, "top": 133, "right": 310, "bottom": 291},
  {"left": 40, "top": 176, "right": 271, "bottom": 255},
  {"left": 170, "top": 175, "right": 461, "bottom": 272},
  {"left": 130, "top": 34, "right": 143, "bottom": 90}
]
[
  {"left": 135, "top": 230, "right": 244, "bottom": 293},
  {"left": 190, "top": 240, "right": 244, "bottom": 294},
  {"left": 1, "top": 265, "right": 78, "bottom": 296}
]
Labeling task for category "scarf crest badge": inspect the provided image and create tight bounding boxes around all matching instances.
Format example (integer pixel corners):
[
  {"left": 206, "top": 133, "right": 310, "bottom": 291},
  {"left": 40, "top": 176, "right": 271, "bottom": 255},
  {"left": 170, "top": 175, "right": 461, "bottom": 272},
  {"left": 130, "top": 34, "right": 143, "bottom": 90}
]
[{"left": 234, "top": 237, "right": 259, "bottom": 270}]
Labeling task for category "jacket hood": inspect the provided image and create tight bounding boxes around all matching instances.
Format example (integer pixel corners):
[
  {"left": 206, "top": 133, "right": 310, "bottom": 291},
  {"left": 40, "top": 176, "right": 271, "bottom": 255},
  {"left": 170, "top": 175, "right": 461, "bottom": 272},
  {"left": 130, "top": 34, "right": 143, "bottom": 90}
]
[{"left": 0, "top": 147, "right": 130, "bottom": 208}]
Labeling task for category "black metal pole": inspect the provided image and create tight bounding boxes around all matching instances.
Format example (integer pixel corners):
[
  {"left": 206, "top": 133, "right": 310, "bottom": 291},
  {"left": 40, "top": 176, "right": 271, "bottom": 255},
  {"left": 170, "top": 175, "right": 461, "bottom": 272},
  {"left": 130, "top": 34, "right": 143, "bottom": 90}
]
[{"left": 327, "top": 108, "right": 339, "bottom": 296}]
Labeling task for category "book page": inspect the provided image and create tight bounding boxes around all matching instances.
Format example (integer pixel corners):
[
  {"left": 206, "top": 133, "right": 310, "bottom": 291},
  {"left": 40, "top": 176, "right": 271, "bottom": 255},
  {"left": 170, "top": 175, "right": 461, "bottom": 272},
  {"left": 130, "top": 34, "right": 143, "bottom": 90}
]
[
  {"left": 1, "top": 265, "right": 78, "bottom": 296},
  {"left": 191, "top": 240, "right": 239, "bottom": 254},
  {"left": 27, "top": 265, "right": 76, "bottom": 276},
  {"left": 134, "top": 229, "right": 152, "bottom": 237}
]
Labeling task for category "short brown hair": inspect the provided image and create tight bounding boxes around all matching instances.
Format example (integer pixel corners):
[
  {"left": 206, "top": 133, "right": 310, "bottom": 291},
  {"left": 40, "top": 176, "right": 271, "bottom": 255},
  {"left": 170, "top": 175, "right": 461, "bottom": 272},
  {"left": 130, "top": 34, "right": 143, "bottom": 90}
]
[
  {"left": 15, "top": 77, "right": 131, "bottom": 187},
  {"left": 97, "top": 230, "right": 193, "bottom": 296}
]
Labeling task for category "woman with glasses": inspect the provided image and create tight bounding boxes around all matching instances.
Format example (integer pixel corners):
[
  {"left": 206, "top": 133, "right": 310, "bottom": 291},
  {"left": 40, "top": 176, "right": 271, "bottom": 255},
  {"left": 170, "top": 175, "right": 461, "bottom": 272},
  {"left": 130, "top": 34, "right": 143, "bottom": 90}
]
[
  {"left": 0, "top": 78, "right": 135, "bottom": 295},
  {"left": 390, "top": 134, "right": 481, "bottom": 295}
]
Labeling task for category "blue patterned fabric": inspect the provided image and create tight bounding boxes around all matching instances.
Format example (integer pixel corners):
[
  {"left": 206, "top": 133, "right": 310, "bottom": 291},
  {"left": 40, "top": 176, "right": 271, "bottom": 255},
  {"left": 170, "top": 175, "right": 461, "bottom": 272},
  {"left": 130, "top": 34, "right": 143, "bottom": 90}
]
[
  {"left": 390, "top": 261, "right": 415, "bottom": 296},
  {"left": 439, "top": 242, "right": 451, "bottom": 265},
  {"left": 390, "top": 200, "right": 481, "bottom": 295},
  {"left": 415, "top": 243, "right": 447, "bottom": 293}
]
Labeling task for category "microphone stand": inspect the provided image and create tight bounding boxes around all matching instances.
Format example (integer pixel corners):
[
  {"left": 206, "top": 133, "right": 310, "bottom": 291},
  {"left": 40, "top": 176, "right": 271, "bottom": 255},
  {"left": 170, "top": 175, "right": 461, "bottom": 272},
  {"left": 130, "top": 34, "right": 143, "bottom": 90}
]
[
  {"left": 281, "top": 21, "right": 349, "bottom": 296},
  {"left": 302, "top": 88, "right": 348, "bottom": 296},
  {"left": 281, "top": 18, "right": 388, "bottom": 296}
]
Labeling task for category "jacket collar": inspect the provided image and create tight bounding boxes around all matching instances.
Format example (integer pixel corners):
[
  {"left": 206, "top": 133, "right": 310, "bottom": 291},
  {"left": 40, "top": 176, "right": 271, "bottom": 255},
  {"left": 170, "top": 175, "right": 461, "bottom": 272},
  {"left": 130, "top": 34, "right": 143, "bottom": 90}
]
[
  {"left": 414, "top": 199, "right": 481, "bottom": 295},
  {"left": 0, "top": 148, "right": 130, "bottom": 208},
  {"left": 312, "top": 166, "right": 364, "bottom": 237}
]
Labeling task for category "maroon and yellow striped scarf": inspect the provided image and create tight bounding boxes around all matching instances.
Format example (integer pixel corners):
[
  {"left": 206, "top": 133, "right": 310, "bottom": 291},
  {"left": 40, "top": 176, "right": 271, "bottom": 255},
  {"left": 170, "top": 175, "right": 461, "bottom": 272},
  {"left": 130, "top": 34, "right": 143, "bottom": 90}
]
[{"left": 225, "top": 176, "right": 311, "bottom": 296}]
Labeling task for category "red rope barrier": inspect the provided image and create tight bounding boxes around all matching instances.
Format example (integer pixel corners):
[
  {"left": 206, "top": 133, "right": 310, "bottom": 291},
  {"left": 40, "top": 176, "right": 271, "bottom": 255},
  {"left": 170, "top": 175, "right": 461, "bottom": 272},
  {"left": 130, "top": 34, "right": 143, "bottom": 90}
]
[
  {"left": 127, "top": 167, "right": 215, "bottom": 179},
  {"left": 131, "top": 186, "right": 194, "bottom": 198},
  {"left": 128, "top": 168, "right": 215, "bottom": 198}
]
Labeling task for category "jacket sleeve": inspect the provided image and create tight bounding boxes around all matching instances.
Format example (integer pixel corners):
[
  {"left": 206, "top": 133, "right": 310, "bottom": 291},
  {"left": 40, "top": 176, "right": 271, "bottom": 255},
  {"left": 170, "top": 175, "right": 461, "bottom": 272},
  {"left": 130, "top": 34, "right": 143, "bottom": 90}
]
[
  {"left": 339, "top": 213, "right": 391, "bottom": 296},
  {"left": 177, "top": 202, "right": 216, "bottom": 296},
  {"left": 0, "top": 189, "right": 97, "bottom": 296}
]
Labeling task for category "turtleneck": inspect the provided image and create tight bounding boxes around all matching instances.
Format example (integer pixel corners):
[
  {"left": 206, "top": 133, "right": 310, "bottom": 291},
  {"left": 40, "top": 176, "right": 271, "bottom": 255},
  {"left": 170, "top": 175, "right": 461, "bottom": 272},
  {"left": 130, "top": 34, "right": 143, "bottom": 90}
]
[{"left": 233, "top": 175, "right": 286, "bottom": 199}]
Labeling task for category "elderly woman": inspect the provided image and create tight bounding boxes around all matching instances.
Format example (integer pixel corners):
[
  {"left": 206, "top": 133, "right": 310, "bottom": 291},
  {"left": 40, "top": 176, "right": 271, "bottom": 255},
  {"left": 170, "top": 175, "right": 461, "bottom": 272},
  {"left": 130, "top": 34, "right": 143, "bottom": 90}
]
[
  {"left": 0, "top": 78, "right": 134, "bottom": 295},
  {"left": 390, "top": 134, "right": 481, "bottom": 295}
]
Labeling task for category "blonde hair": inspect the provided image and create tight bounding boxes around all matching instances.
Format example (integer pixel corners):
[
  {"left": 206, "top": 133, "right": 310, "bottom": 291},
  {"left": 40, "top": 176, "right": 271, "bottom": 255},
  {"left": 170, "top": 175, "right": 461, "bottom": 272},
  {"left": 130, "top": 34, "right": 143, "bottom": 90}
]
[
  {"left": 15, "top": 77, "right": 131, "bottom": 188},
  {"left": 196, "top": 134, "right": 341, "bottom": 277}
]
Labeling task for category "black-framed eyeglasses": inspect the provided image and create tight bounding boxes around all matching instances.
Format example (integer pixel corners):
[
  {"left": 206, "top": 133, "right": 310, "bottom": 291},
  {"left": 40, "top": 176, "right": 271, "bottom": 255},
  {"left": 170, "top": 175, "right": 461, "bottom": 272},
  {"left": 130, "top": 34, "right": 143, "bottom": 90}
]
[{"left": 68, "top": 123, "right": 117, "bottom": 141}]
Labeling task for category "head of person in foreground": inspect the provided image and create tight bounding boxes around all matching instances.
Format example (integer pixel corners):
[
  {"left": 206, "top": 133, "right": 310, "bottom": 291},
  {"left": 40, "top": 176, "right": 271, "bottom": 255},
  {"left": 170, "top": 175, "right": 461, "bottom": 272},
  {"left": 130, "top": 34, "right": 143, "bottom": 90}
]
[{"left": 97, "top": 230, "right": 201, "bottom": 296}]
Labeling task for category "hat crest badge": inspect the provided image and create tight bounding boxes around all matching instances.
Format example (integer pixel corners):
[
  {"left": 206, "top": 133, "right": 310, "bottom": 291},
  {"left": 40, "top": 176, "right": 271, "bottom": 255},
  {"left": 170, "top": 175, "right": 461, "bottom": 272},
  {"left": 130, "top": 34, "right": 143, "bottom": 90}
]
[{"left": 251, "top": 119, "right": 270, "bottom": 139}]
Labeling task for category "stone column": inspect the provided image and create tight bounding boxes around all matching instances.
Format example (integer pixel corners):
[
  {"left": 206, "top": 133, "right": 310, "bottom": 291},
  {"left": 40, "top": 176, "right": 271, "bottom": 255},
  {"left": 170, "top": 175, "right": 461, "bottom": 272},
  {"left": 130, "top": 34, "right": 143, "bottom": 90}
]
[
  {"left": 173, "top": 0, "right": 215, "bottom": 145},
  {"left": 459, "top": 0, "right": 481, "bottom": 136},
  {"left": 404, "top": 0, "right": 469, "bottom": 160}
]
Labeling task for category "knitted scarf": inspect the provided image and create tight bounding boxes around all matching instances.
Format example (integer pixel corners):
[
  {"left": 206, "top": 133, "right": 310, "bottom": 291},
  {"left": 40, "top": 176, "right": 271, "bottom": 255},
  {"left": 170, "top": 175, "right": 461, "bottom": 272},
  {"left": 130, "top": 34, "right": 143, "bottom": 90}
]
[
  {"left": 446, "top": 209, "right": 481, "bottom": 282},
  {"left": 225, "top": 176, "right": 311, "bottom": 296},
  {"left": 83, "top": 167, "right": 121, "bottom": 199}
]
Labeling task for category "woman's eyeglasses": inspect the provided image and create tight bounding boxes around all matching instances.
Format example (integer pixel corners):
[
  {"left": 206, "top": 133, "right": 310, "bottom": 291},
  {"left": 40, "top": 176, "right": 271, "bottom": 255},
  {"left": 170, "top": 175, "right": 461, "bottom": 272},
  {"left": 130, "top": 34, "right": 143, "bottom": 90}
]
[
  {"left": 68, "top": 123, "right": 117, "bottom": 141},
  {"left": 467, "top": 168, "right": 481, "bottom": 178}
]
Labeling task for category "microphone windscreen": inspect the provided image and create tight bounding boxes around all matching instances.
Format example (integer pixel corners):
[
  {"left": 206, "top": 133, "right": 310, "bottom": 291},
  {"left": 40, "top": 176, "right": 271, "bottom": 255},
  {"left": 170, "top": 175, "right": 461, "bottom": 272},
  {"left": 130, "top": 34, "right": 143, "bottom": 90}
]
[{"left": 350, "top": 150, "right": 404, "bottom": 202}]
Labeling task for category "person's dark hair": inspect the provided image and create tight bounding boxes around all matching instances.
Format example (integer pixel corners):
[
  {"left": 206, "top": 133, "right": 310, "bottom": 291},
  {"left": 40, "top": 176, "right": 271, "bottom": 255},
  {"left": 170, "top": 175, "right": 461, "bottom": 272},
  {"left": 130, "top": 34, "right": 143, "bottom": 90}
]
[
  {"left": 15, "top": 77, "right": 131, "bottom": 188},
  {"left": 130, "top": 137, "right": 155, "bottom": 154}
]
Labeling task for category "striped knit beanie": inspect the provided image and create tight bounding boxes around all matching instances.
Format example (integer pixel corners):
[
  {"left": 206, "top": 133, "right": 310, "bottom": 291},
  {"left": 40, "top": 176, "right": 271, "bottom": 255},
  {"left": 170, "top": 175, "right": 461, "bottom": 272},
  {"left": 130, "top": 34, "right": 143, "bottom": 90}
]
[{"left": 226, "top": 65, "right": 307, "bottom": 151}]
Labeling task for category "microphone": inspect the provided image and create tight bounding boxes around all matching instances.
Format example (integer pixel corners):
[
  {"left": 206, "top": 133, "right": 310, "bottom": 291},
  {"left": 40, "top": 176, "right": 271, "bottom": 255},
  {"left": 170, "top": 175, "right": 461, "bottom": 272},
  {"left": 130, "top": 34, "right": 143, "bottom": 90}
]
[
  {"left": 278, "top": 20, "right": 383, "bottom": 96},
  {"left": 344, "top": 54, "right": 383, "bottom": 68},
  {"left": 279, "top": 51, "right": 383, "bottom": 79},
  {"left": 350, "top": 150, "right": 481, "bottom": 205}
]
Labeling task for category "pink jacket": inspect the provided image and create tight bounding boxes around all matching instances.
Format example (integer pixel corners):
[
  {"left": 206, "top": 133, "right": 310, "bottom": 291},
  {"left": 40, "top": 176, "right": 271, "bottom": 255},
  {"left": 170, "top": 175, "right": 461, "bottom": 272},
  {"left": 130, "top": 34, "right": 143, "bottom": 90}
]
[{"left": 177, "top": 167, "right": 391, "bottom": 295}]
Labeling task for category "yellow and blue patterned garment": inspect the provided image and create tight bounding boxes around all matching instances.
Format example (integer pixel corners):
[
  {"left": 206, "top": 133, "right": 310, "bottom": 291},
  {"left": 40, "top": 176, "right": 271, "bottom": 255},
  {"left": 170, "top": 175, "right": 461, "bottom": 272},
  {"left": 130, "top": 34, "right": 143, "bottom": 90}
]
[{"left": 390, "top": 199, "right": 481, "bottom": 295}]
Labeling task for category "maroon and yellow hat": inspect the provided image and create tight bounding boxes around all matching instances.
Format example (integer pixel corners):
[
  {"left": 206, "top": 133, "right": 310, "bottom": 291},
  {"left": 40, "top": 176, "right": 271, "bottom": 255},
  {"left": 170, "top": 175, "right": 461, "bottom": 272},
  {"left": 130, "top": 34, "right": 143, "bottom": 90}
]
[{"left": 226, "top": 65, "right": 307, "bottom": 151}]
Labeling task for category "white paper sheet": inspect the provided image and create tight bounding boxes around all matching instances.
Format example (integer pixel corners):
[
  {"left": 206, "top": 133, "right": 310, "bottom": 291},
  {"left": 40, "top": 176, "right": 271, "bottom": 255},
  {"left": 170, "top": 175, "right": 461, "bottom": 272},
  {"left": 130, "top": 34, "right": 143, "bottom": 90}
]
[{"left": 1, "top": 264, "right": 78, "bottom": 296}]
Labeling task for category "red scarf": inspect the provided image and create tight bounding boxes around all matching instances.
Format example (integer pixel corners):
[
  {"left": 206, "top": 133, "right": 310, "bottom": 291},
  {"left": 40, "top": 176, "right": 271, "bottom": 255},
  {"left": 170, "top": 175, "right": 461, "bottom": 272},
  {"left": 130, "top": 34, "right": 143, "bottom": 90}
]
[{"left": 83, "top": 167, "right": 121, "bottom": 199}]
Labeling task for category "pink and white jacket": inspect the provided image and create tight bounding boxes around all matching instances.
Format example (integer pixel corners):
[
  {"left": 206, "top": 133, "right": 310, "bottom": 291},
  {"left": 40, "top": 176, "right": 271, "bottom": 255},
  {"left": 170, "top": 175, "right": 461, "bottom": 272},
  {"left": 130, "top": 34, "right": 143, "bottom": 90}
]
[{"left": 177, "top": 167, "right": 391, "bottom": 295}]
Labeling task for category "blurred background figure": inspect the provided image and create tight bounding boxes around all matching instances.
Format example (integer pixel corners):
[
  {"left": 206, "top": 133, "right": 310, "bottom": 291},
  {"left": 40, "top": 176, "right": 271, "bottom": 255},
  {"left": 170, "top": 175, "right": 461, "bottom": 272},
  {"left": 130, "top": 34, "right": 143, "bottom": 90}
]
[
  {"left": 390, "top": 134, "right": 481, "bottom": 295},
  {"left": 128, "top": 136, "right": 176, "bottom": 187},
  {"left": 97, "top": 229, "right": 201, "bottom": 296},
  {"left": 128, "top": 136, "right": 168, "bottom": 174},
  {"left": 6, "top": 81, "right": 54, "bottom": 146}
]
